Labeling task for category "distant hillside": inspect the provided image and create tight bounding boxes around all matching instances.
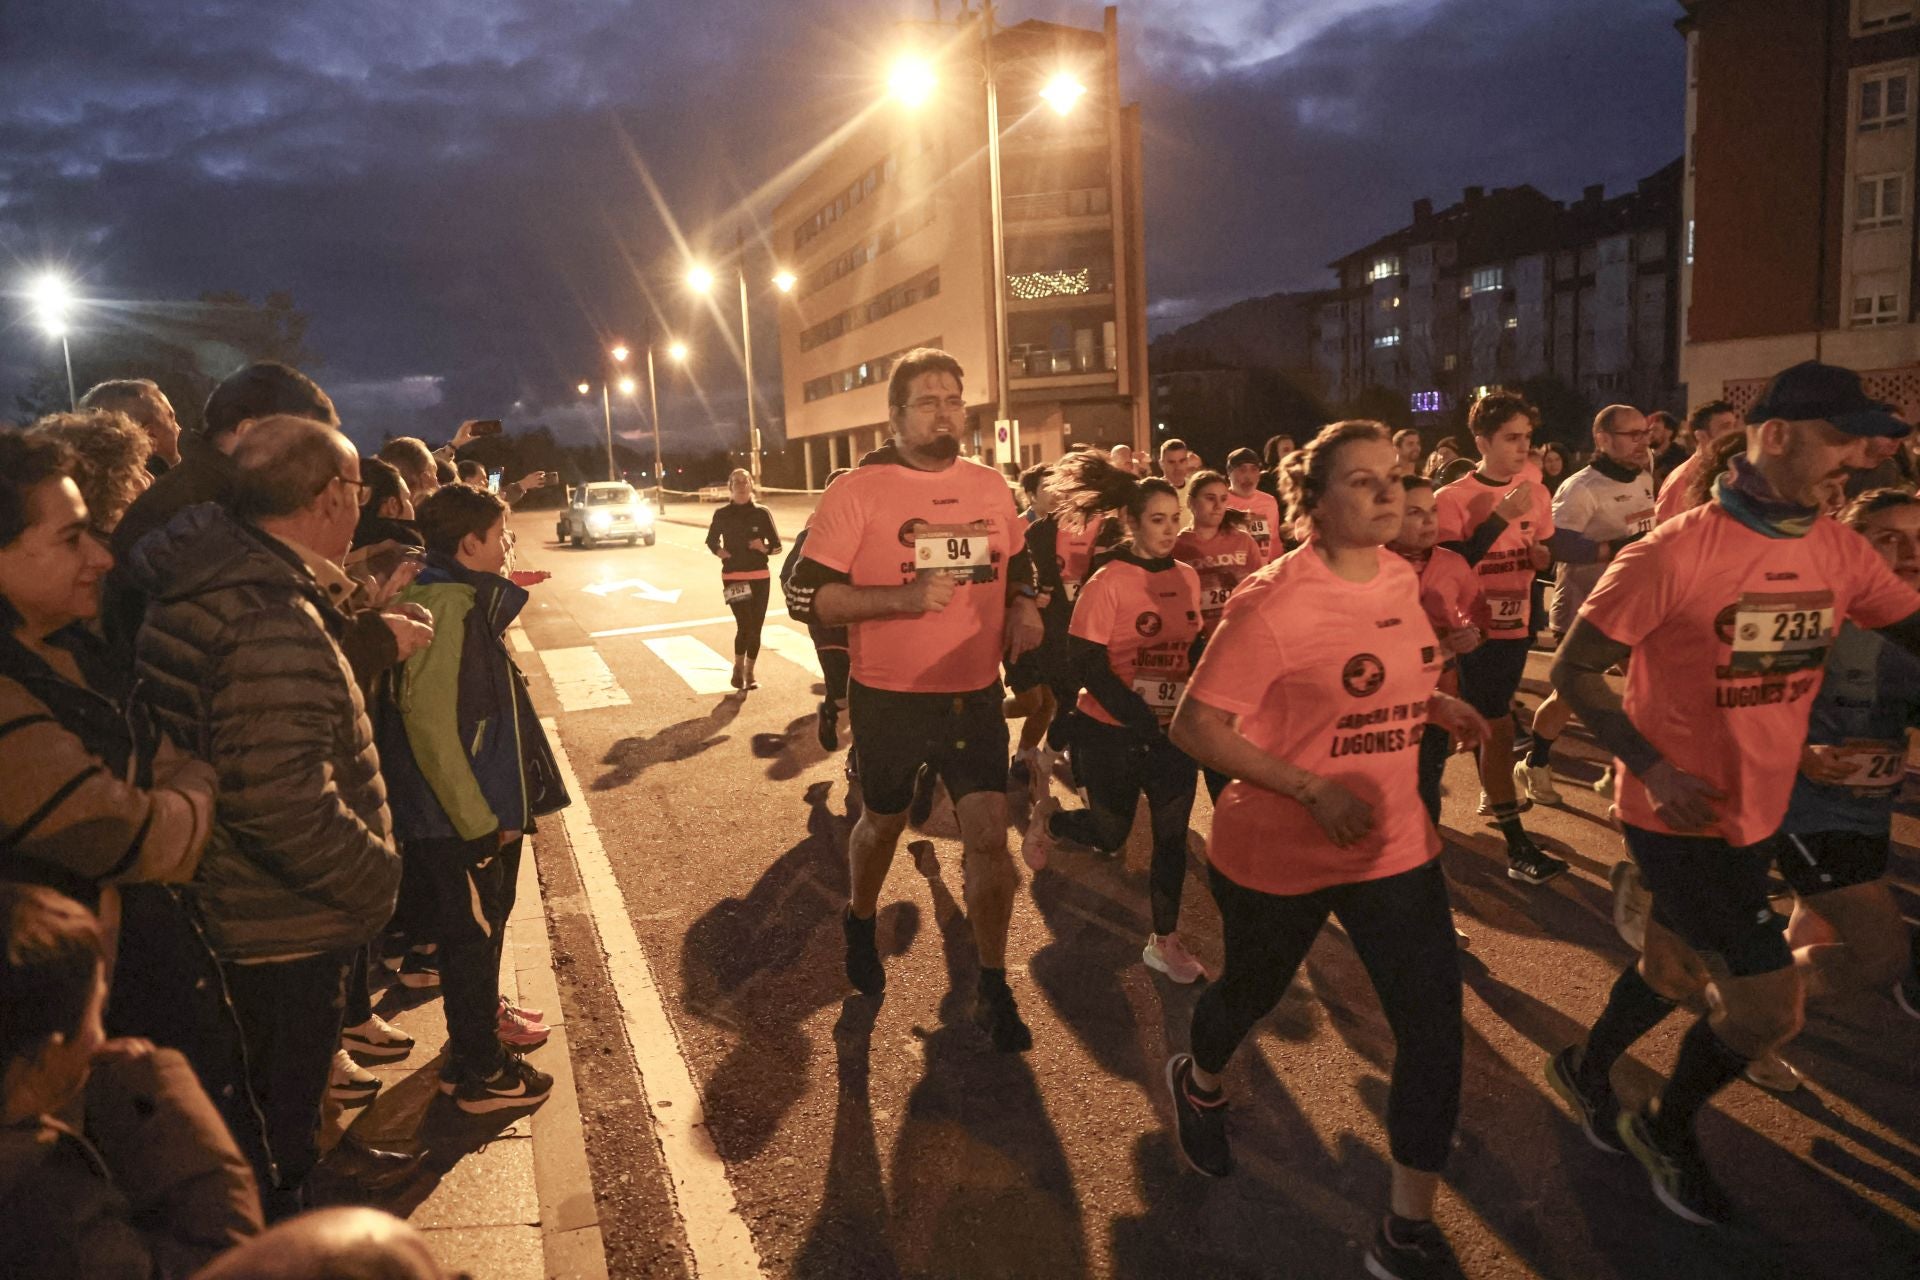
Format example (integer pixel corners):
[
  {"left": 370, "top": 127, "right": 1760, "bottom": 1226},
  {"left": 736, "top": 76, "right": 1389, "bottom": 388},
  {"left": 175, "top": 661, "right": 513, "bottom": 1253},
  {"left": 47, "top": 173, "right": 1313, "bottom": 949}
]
[{"left": 1149, "top": 289, "right": 1327, "bottom": 375}]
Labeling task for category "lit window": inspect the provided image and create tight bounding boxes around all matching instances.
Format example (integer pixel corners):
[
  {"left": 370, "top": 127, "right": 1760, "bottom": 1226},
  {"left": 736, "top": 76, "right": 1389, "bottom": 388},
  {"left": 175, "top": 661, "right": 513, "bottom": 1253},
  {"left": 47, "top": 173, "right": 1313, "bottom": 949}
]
[
  {"left": 1409, "top": 391, "right": 1447, "bottom": 413},
  {"left": 1373, "top": 330, "right": 1403, "bottom": 348},
  {"left": 1859, "top": 70, "right": 1911, "bottom": 132},
  {"left": 1504, "top": 316, "right": 1519, "bottom": 331},
  {"left": 1443, "top": 354, "right": 1458, "bottom": 371},
  {"left": 1380, "top": 296, "right": 1402, "bottom": 310},
  {"left": 1368, "top": 255, "right": 1402, "bottom": 282},
  {"left": 1856, "top": 173, "right": 1907, "bottom": 228},
  {"left": 1858, "top": 0, "right": 1916, "bottom": 34},
  {"left": 1685, "top": 219, "right": 1695, "bottom": 265},
  {"left": 1852, "top": 292, "right": 1902, "bottom": 325},
  {"left": 1469, "top": 266, "right": 1506, "bottom": 294}
]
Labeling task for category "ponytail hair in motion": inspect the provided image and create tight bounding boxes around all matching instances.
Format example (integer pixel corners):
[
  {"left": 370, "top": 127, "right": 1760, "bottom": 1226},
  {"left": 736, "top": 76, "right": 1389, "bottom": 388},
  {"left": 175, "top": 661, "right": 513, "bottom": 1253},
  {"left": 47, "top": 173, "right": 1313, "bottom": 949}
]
[
  {"left": 1043, "top": 448, "right": 1176, "bottom": 528},
  {"left": 1279, "top": 420, "right": 1393, "bottom": 526},
  {"left": 1182, "top": 469, "right": 1247, "bottom": 531}
]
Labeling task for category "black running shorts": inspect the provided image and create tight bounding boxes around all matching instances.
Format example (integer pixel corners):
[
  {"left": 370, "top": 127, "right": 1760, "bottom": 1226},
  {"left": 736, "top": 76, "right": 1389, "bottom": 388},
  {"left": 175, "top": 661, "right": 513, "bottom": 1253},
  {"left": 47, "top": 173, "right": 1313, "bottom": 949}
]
[
  {"left": 848, "top": 681, "right": 1010, "bottom": 815},
  {"left": 1769, "top": 829, "right": 1890, "bottom": 898},
  {"left": 1455, "top": 636, "right": 1533, "bottom": 720},
  {"left": 1623, "top": 823, "right": 1793, "bottom": 977}
]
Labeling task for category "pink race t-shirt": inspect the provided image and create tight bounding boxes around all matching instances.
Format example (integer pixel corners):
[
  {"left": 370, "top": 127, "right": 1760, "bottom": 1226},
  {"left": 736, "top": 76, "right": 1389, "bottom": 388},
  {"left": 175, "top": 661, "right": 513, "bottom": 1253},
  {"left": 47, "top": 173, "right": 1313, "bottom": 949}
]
[
  {"left": 1069, "top": 555, "right": 1204, "bottom": 727},
  {"left": 1225, "top": 490, "right": 1283, "bottom": 561},
  {"left": 1052, "top": 513, "right": 1108, "bottom": 605},
  {"left": 1579, "top": 503, "right": 1920, "bottom": 846},
  {"left": 1434, "top": 472, "right": 1553, "bottom": 638},
  {"left": 1189, "top": 544, "right": 1445, "bottom": 896},
  {"left": 1173, "top": 526, "right": 1263, "bottom": 634},
  {"left": 803, "top": 454, "right": 1019, "bottom": 693},
  {"left": 1653, "top": 451, "right": 1706, "bottom": 525},
  {"left": 1398, "top": 545, "right": 1480, "bottom": 636}
]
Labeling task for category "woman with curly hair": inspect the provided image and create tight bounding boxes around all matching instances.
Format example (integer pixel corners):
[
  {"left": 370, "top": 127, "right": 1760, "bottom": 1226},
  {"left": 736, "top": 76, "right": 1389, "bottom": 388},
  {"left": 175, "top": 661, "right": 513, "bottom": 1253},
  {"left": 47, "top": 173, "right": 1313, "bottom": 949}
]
[{"left": 25, "top": 410, "right": 154, "bottom": 537}]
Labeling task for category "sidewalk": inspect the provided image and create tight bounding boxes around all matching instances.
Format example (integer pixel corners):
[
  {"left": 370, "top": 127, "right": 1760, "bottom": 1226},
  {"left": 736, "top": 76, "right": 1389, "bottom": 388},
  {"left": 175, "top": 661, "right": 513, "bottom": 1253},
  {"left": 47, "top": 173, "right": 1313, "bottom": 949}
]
[{"left": 320, "top": 830, "right": 608, "bottom": 1279}]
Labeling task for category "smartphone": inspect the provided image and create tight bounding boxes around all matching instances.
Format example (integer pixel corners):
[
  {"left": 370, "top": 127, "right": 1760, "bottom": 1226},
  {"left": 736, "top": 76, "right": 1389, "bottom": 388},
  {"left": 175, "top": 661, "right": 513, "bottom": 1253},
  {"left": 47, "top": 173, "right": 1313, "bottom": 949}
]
[
  {"left": 488, "top": 468, "right": 504, "bottom": 494},
  {"left": 468, "top": 419, "right": 503, "bottom": 437}
]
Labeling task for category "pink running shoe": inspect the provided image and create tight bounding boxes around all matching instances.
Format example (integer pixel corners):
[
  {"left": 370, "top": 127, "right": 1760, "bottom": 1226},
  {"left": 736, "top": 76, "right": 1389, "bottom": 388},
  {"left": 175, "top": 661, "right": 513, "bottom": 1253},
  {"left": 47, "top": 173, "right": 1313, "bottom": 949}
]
[
  {"left": 1142, "top": 932, "right": 1209, "bottom": 984},
  {"left": 1022, "top": 797, "right": 1059, "bottom": 872},
  {"left": 499, "top": 997, "right": 545, "bottom": 1023},
  {"left": 497, "top": 1000, "right": 550, "bottom": 1049}
]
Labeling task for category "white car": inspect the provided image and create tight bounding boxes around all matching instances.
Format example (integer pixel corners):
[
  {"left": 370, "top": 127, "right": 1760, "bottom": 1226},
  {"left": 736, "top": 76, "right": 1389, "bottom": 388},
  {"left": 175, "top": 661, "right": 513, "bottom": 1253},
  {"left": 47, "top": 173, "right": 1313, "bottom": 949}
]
[{"left": 557, "top": 482, "right": 656, "bottom": 548}]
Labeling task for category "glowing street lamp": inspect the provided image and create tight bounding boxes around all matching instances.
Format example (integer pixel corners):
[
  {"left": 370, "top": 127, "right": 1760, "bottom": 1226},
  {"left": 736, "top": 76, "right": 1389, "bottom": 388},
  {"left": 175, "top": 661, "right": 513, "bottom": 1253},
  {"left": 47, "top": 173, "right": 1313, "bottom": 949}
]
[
  {"left": 1039, "top": 73, "right": 1086, "bottom": 116},
  {"left": 25, "top": 272, "right": 77, "bottom": 409},
  {"left": 610, "top": 344, "right": 630, "bottom": 363},
  {"left": 667, "top": 340, "right": 689, "bottom": 363},
  {"left": 617, "top": 376, "right": 637, "bottom": 396},
  {"left": 577, "top": 382, "right": 591, "bottom": 396},
  {"left": 685, "top": 264, "right": 715, "bottom": 295},
  {"left": 772, "top": 270, "right": 797, "bottom": 294},
  {"left": 889, "top": 55, "right": 937, "bottom": 108}
]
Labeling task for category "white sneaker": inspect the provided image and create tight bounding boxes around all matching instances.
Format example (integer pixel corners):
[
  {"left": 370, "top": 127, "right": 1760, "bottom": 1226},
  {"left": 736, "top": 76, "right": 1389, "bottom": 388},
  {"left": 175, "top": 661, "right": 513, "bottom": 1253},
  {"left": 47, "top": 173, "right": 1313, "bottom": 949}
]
[
  {"left": 1593, "top": 768, "right": 1616, "bottom": 799},
  {"left": 1515, "top": 761, "right": 1562, "bottom": 806},
  {"left": 1477, "top": 790, "right": 1531, "bottom": 817},
  {"left": 1476, "top": 790, "right": 1492, "bottom": 816},
  {"left": 1742, "top": 1051, "right": 1803, "bottom": 1093},
  {"left": 1142, "top": 932, "right": 1209, "bottom": 984},
  {"left": 341, "top": 1013, "right": 414, "bottom": 1061},
  {"left": 1610, "top": 860, "right": 1650, "bottom": 952},
  {"left": 329, "top": 1048, "right": 381, "bottom": 1105},
  {"left": 1022, "top": 797, "right": 1059, "bottom": 872}
]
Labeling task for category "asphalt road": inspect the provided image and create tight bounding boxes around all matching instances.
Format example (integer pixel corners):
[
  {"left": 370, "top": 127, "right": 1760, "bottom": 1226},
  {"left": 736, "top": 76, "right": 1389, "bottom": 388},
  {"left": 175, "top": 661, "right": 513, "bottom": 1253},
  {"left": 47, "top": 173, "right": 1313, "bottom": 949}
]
[{"left": 510, "top": 497, "right": 1920, "bottom": 1280}]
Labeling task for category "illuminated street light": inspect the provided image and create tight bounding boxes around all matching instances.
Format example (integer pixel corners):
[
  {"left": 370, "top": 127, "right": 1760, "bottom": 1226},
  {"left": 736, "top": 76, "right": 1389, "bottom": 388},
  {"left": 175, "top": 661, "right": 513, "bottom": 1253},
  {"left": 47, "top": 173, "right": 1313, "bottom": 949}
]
[
  {"left": 685, "top": 264, "right": 715, "bottom": 294},
  {"left": 24, "top": 271, "right": 77, "bottom": 409},
  {"left": 610, "top": 344, "right": 630, "bottom": 363},
  {"left": 618, "top": 376, "right": 637, "bottom": 396},
  {"left": 577, "top": 382, "right": 591, "bottom": 396},
  {"left": 1040, "top": 73, "right": 1085, "bottom": 116},
  {"left": 668, "top": 340, "right": 689, "bottom": 362},
  {"left": 889, "top": 55, "right": 936, "bottom": 108},
  {"left": 772, "top": 270, "right": 797, "bottom": 294}
]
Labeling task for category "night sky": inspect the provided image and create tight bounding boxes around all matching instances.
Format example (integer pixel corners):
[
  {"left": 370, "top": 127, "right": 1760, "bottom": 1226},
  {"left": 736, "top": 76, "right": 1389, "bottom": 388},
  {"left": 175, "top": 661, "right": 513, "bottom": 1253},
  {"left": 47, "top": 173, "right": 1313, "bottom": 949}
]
[{"left": 0, "top": 0, "right": 1683, "bottom": 452}]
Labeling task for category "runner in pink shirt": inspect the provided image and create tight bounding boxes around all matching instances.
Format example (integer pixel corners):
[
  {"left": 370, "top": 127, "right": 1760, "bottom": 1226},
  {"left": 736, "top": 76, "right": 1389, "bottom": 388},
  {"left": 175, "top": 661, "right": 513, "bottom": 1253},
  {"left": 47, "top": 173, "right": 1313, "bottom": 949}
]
[
  {"left": 1224, "top": 448, "right": 1283, "bottom": 562},
  {"left": 1544, "top": 361, "right": 1920, "bottom": 1227},
  {"left": 1161, "top": 421, "right": 1489, "bottom": 1280},
  {"left": 787, "top": 348, "right": 1046, "bottom": 1052},
  {"left": 1173, "top": 471, "right": 1266, "bottom": 806},
  {"left": 1653, "top": 399, "right": 1740, "bottom": 526},
  {"left": 1433, "top": 388, "right": 1566, "bottom": 884},
  {"left": 1390, "top": 473, "right": 1483, "bottom": 828},
  {"left": 1021, "top": 453, "right": 1210, "bottom": 984}
]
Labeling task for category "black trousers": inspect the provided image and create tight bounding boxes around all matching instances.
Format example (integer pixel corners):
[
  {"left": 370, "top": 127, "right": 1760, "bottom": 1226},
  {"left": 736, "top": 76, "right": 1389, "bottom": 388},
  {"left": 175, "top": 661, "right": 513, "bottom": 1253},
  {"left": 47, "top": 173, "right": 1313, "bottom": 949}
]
[
  {"left": 1417, "top": 723, "right": 1452, "bottom": 827},
  {"left": 819, "top": 644, "right": 850, "bottom": 704},
  {"left": 1191, "top": 859, "right": 1463, "bottom": 1172},
  {"left": 222, "top": 949, "right": 354, "bottom": 1219},
  {"left": 1051, "top": 716, "right": 1198, "bottom": 936},
  {"left": 727, "top": 578, "right": 771, "bottom": 658},
  {"left": 413, "top": 833, "right": 522, "bottom": 1080}
]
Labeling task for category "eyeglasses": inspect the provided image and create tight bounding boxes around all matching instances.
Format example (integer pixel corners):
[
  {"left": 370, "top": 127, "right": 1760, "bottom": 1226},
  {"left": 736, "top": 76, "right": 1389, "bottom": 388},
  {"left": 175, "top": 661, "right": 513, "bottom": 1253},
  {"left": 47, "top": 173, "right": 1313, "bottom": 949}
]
[
  {"left": 1604, "top": 430, "right": 1651, "bottom": 444},
  {"left": 902, "top": 395, "right": 968, "bottom": 416},
  {"left": 327, "top": 474, "right": 375, "bottom": 507}
]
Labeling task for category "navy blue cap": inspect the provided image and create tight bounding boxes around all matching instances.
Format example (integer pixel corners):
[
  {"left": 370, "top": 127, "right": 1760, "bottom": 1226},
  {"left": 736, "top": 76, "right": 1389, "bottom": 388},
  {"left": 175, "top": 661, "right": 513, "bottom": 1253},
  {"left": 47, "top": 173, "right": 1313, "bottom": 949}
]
[{"left": 1745, "top": 360, "right": 1910, "bottom": 438}]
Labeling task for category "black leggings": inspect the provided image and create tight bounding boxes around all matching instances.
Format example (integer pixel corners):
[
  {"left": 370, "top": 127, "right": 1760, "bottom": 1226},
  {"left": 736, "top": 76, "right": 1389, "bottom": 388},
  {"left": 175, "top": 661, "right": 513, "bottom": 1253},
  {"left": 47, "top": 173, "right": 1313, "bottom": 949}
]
[
  {"left": 727, "top": 578, "right": 771, "bottom": 658},
  {"left": 1191, "top": 859, "right": 1463, "bottom": 1172},
  {"left": 818, "top": 644, "right": 849, "bottom": 704},
  {"left": 1050, "top": 715, "right": 1197, "bottom": 936},
  {"left": 1417, "top": 723, "right": 1451, "bottom": 826}
]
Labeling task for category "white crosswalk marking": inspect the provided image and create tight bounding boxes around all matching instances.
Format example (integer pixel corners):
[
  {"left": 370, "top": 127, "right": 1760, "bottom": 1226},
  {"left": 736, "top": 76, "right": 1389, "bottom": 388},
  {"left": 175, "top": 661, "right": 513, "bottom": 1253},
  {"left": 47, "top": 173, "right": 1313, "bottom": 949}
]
[
  {"left": 643, "top": 635, "right": 739, "bottom": 694},
  {"left": 540, "top": 646, "right": 631, "bottom": 711},
  {"left": 756, "top": 624, "right": 823, "bottom": 677}
]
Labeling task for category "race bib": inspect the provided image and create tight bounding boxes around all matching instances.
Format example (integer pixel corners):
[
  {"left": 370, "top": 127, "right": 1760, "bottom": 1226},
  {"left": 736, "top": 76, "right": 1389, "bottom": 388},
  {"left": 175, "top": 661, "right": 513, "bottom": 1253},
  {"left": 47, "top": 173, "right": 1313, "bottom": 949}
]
[
  {"left": 1728, "top": 591, "right": 1835, "bottom": 675},
  {"left": 1202, "top": 583, "right": 1234, "bottom": 610},
  {"left": 1247, "top": 518, "right": 1271, "bottom": 544},
  {"left": 1133, "top": 676, "right": 1186, "bottom": 723},
  {"left": 1627, "top": 508, "right": 1655, "bottom": 535},
  {"left": 722, "top": 581, "right": 753, "bottom": 604},
  {"left": 914, "top": 526, "right": 995, "bottom": 585},
  {"left": 1060, "top": 579, "right": 1081, "bottom": 603},
  {"left": 1824, "top": 741, "right": 1905, "bottom": 791},
  {"left": 1485, "top": 590, "right": 1528, "bottom": 634}
]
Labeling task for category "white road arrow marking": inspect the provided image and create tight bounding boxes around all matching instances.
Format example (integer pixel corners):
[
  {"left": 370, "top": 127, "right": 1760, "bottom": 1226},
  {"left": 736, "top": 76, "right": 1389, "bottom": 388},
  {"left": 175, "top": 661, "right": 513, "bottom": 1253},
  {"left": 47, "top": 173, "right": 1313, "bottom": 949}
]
[{"left": 583, "top": 577, "right": 683, "bottom": 604}]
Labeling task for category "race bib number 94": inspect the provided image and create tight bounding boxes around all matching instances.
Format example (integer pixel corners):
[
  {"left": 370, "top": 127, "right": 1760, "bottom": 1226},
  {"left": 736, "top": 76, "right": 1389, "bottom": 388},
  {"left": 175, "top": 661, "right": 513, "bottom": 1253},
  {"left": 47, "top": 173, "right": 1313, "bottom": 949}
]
[
  {"left": 914, "top": 523, "right": 997, "bottom": 585},
  {"left": 1728, "top": 591, "right": 1835, "bottom": 675}
]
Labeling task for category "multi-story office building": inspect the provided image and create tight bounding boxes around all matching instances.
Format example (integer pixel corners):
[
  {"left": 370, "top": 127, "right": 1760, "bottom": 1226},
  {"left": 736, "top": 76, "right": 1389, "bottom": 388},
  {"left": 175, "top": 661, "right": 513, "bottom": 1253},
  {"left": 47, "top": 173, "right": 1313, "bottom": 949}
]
[
  {"left": 772, "top": 6, "right": 1149, "bottom": 485},
  {"left": 1315, "top": 163, "right": 1682, "bottom": 429},
  {"left": 1680, "top": 0, "right": 1920, "bottom": 418}
]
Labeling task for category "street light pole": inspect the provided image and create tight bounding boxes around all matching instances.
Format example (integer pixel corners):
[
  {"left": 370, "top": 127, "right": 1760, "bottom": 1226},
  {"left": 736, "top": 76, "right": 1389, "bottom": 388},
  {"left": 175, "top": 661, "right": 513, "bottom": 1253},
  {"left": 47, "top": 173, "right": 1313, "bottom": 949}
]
[
  {"left": 738, "top": 265, "right": 761, "bottom": 485},
  {"left": 646, "top": 343, "right": 664, "bottom": 504},
  {"left": 600, "top": 382, "right": 615, "bottom": 482},
  {"left": 58, "top": 332, "right": 75, "bottom": 411},
  {"left": 980, "top": 2, "right": 1013, "bottom": 438}
]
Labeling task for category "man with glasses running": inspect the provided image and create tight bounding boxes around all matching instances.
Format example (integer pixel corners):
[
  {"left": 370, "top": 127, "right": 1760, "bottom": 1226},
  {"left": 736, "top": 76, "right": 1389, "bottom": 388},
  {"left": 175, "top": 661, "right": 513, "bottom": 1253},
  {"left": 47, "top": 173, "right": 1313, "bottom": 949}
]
[
  {"left": 1543, "top": 362, "right": 1920, "bottom": 1225},
  {"left": 787, "top": 348, "right": 1046, "bottom": 1050}
]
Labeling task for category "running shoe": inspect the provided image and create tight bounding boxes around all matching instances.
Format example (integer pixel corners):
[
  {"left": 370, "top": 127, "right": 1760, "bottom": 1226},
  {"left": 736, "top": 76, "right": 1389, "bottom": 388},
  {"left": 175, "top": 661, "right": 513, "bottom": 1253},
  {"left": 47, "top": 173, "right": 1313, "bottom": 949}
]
[
  {"left": 1142, "top": 932, "right": 1209, "bottom": 984},
  {"left": 453, "top": 1056, "right": 553, "bottom": 1115},
  {"left": 1609, "top": 860, "right": 1650, "bottom": 952},
  {"left": 973, "top": 982, "right": 1033, "bottom": 1053},
  {"left": 1506, "top": 840, "right": 1569, "bottom": 885},
  {"left": 497, "top": 1000, "right": 550, "bottom": 1049},
  {"left": 398, "top": 946, "right": 441, "bottom": 989},
  {"left": 1475, "top": 791, "right": 1531, "bottom": 817},
  {"left": 1022, "top": 796, "right": 1059, "bottom": 872},
  {"left": 1514, "top": 760, "right": 1562, "bottom": 806},
  {"left": 1164, "top": 1053, "right": 1231, "bottom": 1177},
  {"left": 817, "top": 699, "right": 839, "bottom": 751},
  {"left": 1364, "top": 1215, "right": 1463, "bottom": 1280},
  {"left": 503, "top": 998, "right": 545, "bottom": 1022},
  {"left": 1593, "top": 767, "right": 1616, "bottom": 799},
  {"left": 730, "top": 656, "right": 745, "bottom": 690},
  {"left": 342, "top": 1013, "right": 414, "bottom": 1061},
  {"left": 1615, "top": 1106, "right": 1733, "bottom": 1226},
  {"left": 1543, "top": 1045, "right": 1624, "bottom": 1154},
  {"left": 843, "top": 907, "right": 885, "bottom": 996},
  {"left": 1742, "top": 1050, "right": 1803, "bottom": 1092},
  {"left": 329, "top": 1048, "right": 381, "bottom": 1106}
]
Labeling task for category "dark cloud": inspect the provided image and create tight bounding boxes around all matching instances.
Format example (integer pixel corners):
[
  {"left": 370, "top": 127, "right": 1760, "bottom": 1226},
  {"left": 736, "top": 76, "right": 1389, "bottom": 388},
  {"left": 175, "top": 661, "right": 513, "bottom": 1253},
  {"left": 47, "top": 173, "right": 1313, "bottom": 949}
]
[{"left": 0, "top": 0, "right": 1682, "bottom": 447}]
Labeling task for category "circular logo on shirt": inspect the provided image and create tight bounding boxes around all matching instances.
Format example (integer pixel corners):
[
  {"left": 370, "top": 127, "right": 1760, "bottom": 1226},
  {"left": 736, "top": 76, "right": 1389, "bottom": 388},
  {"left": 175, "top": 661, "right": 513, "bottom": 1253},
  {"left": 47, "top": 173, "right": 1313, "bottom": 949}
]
[
  {"left": 1135, "top": 611, "right": 1163, "bottom": 637},
  {"left": 1712, "top": 603, "right": 1739, "bottom": 646},
  {"left": 1342, "top": 653, "right": 1386, "bottom": 698},
  {"left": 897, "top": 519, "right": 927, "bottom": 548}
]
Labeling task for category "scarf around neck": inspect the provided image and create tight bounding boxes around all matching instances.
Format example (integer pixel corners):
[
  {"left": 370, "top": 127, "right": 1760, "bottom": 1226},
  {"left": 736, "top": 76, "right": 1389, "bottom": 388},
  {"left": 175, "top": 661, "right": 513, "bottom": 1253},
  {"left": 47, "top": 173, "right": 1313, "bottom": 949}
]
[{"left": 1712, "top": 454, "right": 1820, "bottom": 539}]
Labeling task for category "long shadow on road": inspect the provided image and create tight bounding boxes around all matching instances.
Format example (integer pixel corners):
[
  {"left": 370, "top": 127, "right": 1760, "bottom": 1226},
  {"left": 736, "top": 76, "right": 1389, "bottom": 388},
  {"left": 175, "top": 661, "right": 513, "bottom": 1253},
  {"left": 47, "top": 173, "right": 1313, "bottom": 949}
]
[{"left": 591, "top": 696, "right": 742, "bottom": 790}]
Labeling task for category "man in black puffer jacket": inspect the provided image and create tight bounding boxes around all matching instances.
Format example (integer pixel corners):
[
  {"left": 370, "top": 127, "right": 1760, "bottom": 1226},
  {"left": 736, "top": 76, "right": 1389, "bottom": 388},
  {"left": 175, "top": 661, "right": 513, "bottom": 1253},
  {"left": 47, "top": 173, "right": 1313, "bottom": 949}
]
[{"left": 124, "top": 415, "right": 403, "bottom": 1218}]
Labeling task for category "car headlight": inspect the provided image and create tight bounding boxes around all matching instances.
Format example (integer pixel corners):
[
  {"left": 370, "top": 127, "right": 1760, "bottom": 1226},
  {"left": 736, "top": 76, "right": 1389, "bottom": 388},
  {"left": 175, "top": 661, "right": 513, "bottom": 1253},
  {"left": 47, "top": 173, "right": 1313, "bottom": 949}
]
[
  {"left": 589, "top": 511, "right": 613, "bottom": 530},
  {"left": 631, "top": 502, "right": 654, "bottom": 524}
]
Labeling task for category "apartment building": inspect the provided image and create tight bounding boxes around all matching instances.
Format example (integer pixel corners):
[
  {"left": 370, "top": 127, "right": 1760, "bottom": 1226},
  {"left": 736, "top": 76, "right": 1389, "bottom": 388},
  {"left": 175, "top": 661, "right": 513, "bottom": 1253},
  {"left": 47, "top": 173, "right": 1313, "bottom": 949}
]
[
  {"left": 1315, "top": 163, "right": 1683, "bottom": 429},
  {"left": 1680, "top": 0, "right": 1920, "bottom": 418},
  {"left": 771, "top": 6, "right": 1149, "bottom": 485}
]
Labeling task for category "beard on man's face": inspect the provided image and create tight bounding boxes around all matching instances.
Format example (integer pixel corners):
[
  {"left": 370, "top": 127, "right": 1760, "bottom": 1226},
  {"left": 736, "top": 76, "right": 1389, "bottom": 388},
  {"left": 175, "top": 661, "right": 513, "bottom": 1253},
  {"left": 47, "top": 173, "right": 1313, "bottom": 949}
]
[{"left": 921, "top": 433, "right": 960, "bottom": 461}]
